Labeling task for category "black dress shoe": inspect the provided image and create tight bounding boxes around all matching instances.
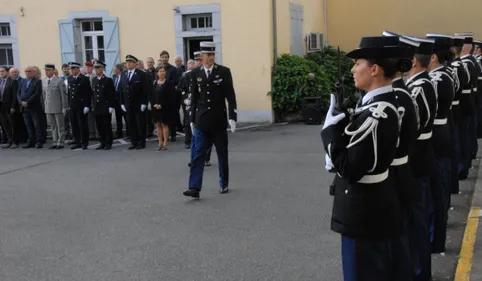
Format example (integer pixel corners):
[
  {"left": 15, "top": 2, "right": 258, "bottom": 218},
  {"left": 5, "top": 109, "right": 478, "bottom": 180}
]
[
  {"left": 184, "top": 144, "right": 190, "bottom": 149},
  {"left": 205, "top": 161, "right": 211, "bottom": 167},
  {"left": 48, "top": 145, "right": 57, "bottom": 150},
  {"left": 10, "top": 144, "right": 19, "bottom": 149},
  {"left": 220, "top": 187, "right": 229, "bottom": 194},
  {"left": 82, "top": 145, "right": 88, "bottom": 150},
  {"left": 56, "top": 146, "right": 64, "bottom": 150},
  {"left": 128, "top": 145, "right": 137, "bottom": 150},
  {"left": 23, "top": 144, "right": 35, "bottom": 149},
  {"left": 188, "top": 162, "right": 193, "bottom": 167},
  {"left": 170, "top": 136, "right": 177, "bottom": 142},
  {"left": 71, "top": 144, "right": 81, "bottom": 150},
  {"left": 36, "top": 144, "right": 43, "bottom": 149},
  {"left": 104, "top": 145, "right": 112, "bottom": 150},
  {"left": 136, "top": 145, "right": 145, "bottom": 150},
  {"left": 2, "top": 143, "right": 12, "bottom": 149},
  {"left": 96, "top": 145, "right": 105, "bottom": 150},
  {"left": 67, "top": 140, "right": 76, "bottom": 145},
  {"left": 183, "top": 189, "right": 200, "bottom": 198}
]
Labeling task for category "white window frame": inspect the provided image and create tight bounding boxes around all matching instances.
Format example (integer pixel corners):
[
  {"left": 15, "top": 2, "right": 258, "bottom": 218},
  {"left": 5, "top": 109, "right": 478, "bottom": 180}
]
[
  {"left": 184, "top": 14, "right": 213, "bottom": 31},
  {"left": 0, "top": 23, "right": 11, "bottom": 36},
  {"left": 80, "top": 20, "right": 104, "bottom": 63},
  {"left": 307, "top": 32, "right": 323, "bottom": 53},
  {"left": 0, "top": 43, "right": 14, "bottom": 67},
  {"left": 0, "top": 16, "right": 19, "bottom": 67}
]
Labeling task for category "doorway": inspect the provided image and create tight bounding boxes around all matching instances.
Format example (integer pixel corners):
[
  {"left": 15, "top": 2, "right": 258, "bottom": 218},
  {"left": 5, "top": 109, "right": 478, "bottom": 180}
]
[{"left": 184, "top": 36, "right": 213, "bottom": 62}]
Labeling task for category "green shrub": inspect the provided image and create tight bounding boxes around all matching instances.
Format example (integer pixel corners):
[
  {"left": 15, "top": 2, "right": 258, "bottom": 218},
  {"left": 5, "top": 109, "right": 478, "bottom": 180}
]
[
  {"left": 268, "top": 54, "right": 332, "bottom": 119},
  {"left": 268, "top": 46, "right": 355, "bottom": 120}
]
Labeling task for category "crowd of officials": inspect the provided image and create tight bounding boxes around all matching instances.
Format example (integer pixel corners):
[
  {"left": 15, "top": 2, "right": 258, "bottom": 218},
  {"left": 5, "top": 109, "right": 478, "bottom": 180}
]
[
  {"left": 0, "top": 51, "right": 216, "bottom": 163},
  {"left": 322, "top": 31, "right": 482, "bottom": 281}
]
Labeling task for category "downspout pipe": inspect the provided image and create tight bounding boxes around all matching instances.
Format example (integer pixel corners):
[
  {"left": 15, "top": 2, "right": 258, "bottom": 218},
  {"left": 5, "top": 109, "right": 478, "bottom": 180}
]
[
  {"left": 272, "top": 0, "right": 278, "bottom": 65},
  {"left": 323, "top": 0, "right": 327, "bottom": 45}
]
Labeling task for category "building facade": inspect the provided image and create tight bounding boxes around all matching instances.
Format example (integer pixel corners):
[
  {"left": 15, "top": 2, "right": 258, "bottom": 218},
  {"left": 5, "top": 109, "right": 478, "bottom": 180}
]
[{"left": 0, "top": 0, "right": 325, "bottom": 123}]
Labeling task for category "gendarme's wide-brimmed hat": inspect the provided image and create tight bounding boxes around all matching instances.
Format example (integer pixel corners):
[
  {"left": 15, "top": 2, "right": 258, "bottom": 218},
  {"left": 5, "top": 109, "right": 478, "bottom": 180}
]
[
  {"left": 426, "top": 34, "right": 454, "bottom": 48},
  {"left": 200, "top": 42, "right": 216, "bottom": 54},
  {"left": 401, "top": 36, "right": 434, "bottom": 55},
  {"left": 346, "top": 36, "right": 407, "bottom": 59},
  {"left": 455, "top": 32, "right": 473, "bottom": 44}
]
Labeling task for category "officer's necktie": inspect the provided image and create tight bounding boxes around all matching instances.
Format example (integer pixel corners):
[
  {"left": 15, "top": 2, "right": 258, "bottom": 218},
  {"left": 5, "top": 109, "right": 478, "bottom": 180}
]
[
  {"left": 207, "top": 70, "right": 211, "bottom": 79},
  {"left": 48, "top": 79, "right": 51, "bottom": 85},
  {"left": 128, "top": 71, "right": 133, "bottom": 81}
]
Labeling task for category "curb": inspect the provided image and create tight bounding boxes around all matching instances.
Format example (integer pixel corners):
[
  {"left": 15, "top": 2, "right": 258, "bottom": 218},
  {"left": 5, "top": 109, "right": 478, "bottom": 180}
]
[{"left": 454, "top": 148, "right": 482, "bottom": 281}]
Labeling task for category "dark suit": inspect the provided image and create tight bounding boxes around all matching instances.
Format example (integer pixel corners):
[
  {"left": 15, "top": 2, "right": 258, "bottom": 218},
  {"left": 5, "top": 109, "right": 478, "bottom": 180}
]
[
  {"left": 165, "top": 64, "right": 182, "bottom": 138},
  {"left": 92, "top": 75, "right": 115, "bottom": 146},
  {"left": 188, "top": 63, "right": 237, "bottom": 190},
  {"left": 0, "top": 78, "right": 20, "bottom": 144},
  {"left": 17, "top": 78, "right": 43, "bottom": 145},
  {"left": 68, "top": 74, "right": 92, "bottom": 146},
  {"left": 119, "top": 68, "right": 149, "bottom": 147},
  {"left": 145, "top": 67, "right": 156, "bottom": 136},
  {"left": 112, "top": 74, "right": 128, "bottom": 137}
]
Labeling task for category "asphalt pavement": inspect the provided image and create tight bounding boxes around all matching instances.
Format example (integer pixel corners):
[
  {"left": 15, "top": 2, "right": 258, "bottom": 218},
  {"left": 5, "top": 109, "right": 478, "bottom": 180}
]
[{"left": 0, "top": 124, "right": 477, "bottom": 281}]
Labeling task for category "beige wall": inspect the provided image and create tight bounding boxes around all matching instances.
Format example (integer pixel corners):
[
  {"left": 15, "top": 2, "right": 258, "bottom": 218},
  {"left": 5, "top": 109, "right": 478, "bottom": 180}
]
[
  {"left": 276, "top": 0, "right": 325, "bottom": 55},
  {"left": 0, "top": 0, "right": 274, "bottom": 122},
  {"left": 327, "top": 0, "right": 482, "bottom": 51}
]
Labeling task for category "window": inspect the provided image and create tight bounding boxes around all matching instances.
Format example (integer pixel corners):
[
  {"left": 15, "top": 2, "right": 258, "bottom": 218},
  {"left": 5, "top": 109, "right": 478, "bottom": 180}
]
[
  {"left": 0, "top": 44, "right": 14, "bottom": 67},
  {"left": 184, "top": 14, "right": 213, "bottom": 30},
  {"left": 0, "top": 23, "right": 11, "bottom": 36},
  {"left": 80, "top": 20, "right": 105, "bottom": 62}
]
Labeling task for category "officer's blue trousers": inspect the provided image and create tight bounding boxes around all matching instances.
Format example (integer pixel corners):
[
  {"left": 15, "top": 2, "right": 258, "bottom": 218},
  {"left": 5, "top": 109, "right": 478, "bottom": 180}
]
[
  {"left": 410, "top": 177, "right": 432, "bottom": 280},
  {"left": 458, "top": 117, "right": 472, "bottom": 177},
  {"left": 190, "top": 133, "right": 213, "bottom": 162},
  {"left": 430, "top": 156, "right": 451, "bottom": 253},
  {"left": 451, "top": 122, "right": 461, "bottom": 194},
  {"left": 391, "top": 207, "right": 413, "bottom": 281},
  {"left": 341, "top": 236, "right": 393, "bottom": 281},
  {"left": 188, "top": 128, "right": 229, "bottom": 190}
]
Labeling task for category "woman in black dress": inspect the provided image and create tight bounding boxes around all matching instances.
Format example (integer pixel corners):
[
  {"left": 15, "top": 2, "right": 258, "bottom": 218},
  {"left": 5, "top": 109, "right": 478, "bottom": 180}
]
[{"left": 151, "top": 66, "right": 174, "bottom": 150}]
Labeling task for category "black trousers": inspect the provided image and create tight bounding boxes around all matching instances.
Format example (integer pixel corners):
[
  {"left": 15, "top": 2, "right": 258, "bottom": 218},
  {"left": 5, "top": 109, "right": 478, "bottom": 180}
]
[
  {"left": 0, "top": 110, "right": 18, "bottom": 145},
  {"left": 182, "top": 105, "right": 192, "bottom": 144},
  {"left": 95, "top": 114, "right": 113, "bottom": 146},
  {"left": 71, "top": 109, "right": 89, "bottom": 146},
  {"left": 146, "top": 109, "right": 154, "bottom": 136},
  {"left": 115, "top": 104, "right": 128, "bottom": 136},
  {"left": 127, "top": 110, "right": 146, "bottom": 146},
  {"left": 170, "top": 103, "right": 181, "bottom": 138},
  {"left": 64, "top": 109, "right": 72, "bottom": 137}
]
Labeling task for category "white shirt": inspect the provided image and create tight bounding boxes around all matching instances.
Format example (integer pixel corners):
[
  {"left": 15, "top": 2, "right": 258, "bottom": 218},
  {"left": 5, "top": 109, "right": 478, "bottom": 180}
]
[
  {"left": 127, "top": 70, "right": 135, "bottom": 80},
  {"left": 204, "top": 64, "right": 213, "bottom": 78}
]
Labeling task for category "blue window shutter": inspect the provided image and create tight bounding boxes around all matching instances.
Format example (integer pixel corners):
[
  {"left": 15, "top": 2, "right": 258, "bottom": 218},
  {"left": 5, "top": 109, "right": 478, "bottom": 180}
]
[
  {"left": 102, "top": 16, "right": 120, "bottom": 77},
  {"left": 58, "top": 19, "right": 76, "bottom": 64}
]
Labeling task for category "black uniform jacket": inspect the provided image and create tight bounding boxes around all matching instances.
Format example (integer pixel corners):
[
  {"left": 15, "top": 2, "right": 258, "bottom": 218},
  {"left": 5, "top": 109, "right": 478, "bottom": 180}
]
[
  {"left": 119, "top": 69, "right": 149, "bottom": 113},
  {"left": 91, "top": 75, "right": 115, "bottom": 115},
  {"left": 406, "top": 71, "right": 437, "bottom": 178},
  {"left": 391, "top": 78, "right": 418, "bottom": 207},
  {"left": 189, "top": 64, "right": 237, "bottom": 132},
  {"left": 460, "top": 54, "right": 479, "bottom": 116},
  {"left": 178, "top": 70, "right": 192, "bottom": 110},
  {"left": 67, "top": 75, "right": 92, "bottom": 111},
  {"left": 429, "top": 66, "right": 455, "bottom": 157},
  {"left": 449, "top": 58, "right": 469, "bottom": 124},
  {"left": 0, "top": 78, "right": 19, "bottom": 113},
  {"left": 321, "top": 86, "right": 402, "bottom": 239}
]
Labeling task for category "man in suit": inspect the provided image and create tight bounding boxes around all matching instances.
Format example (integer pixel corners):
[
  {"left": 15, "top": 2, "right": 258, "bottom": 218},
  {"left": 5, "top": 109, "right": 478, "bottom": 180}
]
[
  {"left": 119, "top": 55, "right": 149, "bottom": 149},
  {"left": 92, "top": 61, "right": 115, "bottom": 150},
  {"left": 67, "top": 62, "right": 92, "bottom": 150},
  {"left": 183, "top": 42, "right": 238, "bottom": 198},
  {"left": 85, "top": 61, "right": 98, "bottom": 141},
  {"left": 145, "top": 57, "right": 156, "bottom": 138},
  {"left": 113, "top": 63, "right": 128, "bottom": 139},
  {"left": 17, "top": 66, "right": 44, "bottom": 149},
  {"left": 43, "top": 64, "right": 68, "bottom": 149},
  {"left": 0, "top": 66, "right": 20, "bottom": 148}
]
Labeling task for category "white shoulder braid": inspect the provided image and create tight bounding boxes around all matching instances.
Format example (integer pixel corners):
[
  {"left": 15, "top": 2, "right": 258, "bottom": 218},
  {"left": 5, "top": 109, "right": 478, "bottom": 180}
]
[
  {"left": 346, "top": 101, "right": 399, "bottom": 173},
  {"left": 410, "top": 80, "right": 432, "bottom": 128},
  {"left": 394, "top": 87, "right": 420, "bottom": 130}
]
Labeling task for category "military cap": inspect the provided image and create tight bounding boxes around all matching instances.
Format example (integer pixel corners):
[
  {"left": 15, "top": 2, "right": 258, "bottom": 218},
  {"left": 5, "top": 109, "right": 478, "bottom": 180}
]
[
  {"left": 454, "top": 32, "right": 473, "bottom": 44},
  {"left": 401, "top": 36, "right": 434, "bottom": 55},
  {"left": 68, "top": 62, "right": 82, "bottom": 68},
  {"left": 200, "top": 42, "right": 216, "bottom": 54},
  {"left": 94, "top": 60, "right": 106, "bottom": 68},
  {"left": 194, "top": 51, "right": 201, "bottom": 60},
  {"left": 44, "top": 64, "right": 55, "bottom": 70},
  {"left": 126, "top": 55, "right": 138, "bottom": 63},
  {"left": 346, "top": 36, "right": 406, "bottom": 59}
]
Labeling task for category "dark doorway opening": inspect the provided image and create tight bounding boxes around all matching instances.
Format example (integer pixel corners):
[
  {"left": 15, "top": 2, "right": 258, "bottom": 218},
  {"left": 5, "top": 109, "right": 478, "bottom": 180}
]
[{"left": 184, "top": 36, "right": 213, "bottom": 63}]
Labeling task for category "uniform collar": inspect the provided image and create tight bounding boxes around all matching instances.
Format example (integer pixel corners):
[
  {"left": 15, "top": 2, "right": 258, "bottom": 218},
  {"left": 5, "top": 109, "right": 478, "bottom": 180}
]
[
  {"left": 362, "top": 85, "right": 393, "bottom": 105},
  {"left": 406, "top": 70, "right": 425, "bottom": 85},
  {"left": 429, "top": 65, "right": 444, "bottom": 73}
]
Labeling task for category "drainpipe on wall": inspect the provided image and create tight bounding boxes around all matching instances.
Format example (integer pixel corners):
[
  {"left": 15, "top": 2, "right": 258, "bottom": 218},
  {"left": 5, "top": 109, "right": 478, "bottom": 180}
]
[
  {"left": 272, "top": 0, "right": 278, "bottom": 65},
  {"left": 323, "top": 0, "right": 328, "bottom": 46}
]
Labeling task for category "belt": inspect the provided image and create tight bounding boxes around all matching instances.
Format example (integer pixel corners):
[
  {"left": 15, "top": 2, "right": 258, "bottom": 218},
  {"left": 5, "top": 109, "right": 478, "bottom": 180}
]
[
  {"left": 391, "top": 156, "right": 408, "bottom": 166},
  {"left": 434, "top": 118, "right": 447, "bottom": 125},
  {"left": 418, "top": 131, "right": 432, "bottom": 140},
  {"left": 462, "top": 89, "right": 471, "bottom": 94},
  {"left": 452, "top": 100, "right": 460, "bottom": 105},
  {"left": 358, "top": 170, "right": 389, "bottom": 184}
]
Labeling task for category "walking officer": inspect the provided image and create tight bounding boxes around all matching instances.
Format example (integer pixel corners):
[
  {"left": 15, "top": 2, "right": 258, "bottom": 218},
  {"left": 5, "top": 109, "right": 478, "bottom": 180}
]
[
  {"left": 322, "top": 36, "right": 404, "bottom": 281},
  {"left": 426, "top": 34, "right": 456, "bottom": 254},
  {"left": 382, "top": 31, "right": 419, "bottom": 281},
  {"left": 67, "top": 62, "right": 92, "bottom": 150},
  {"left": 183, "top": 42, "right": 237, "bottom": 198},
  {"left": 119, "top": 55, "right": 149, "bottom": 150},
  {"left": 403, "top": 36, "right": 437, "bottom": 281},
  {"left": 92, "top": 60, "right": 115, "bottom": 150},
  {"left": 178, "top": 59, "right": 196, "bottom": 149}
]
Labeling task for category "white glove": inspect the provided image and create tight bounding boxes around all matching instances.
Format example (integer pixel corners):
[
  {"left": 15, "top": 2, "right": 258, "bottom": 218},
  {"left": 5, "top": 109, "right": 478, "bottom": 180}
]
[
  {"left": 190, "top": 122, "right": 194, "bottom": 134},
  {"left": 141, "top": 104, "right": 147, "bottom": 112},
  {"left": 148, "top": 102, "right": 151, "bottom": 111},
  {"left": 121, "top": 104, "right": 126, "bottom": 112},
  {"left": 83, "top": 107, "right": 89, "bottom": 114},
  {"left": 322, "top": 94, "right": 346, "bottom": 130},
  {"left": 108, "top": 107, "right": 113, "bottom": 114},
  {"left": 62, "top": 109, "right": 66, "bottom": 115},
  {"left": 229, "top": 119, "right": 236, "bottom": 133},
  {"left": 325, "top": 153, "right": 335, "bottom": 171}
]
